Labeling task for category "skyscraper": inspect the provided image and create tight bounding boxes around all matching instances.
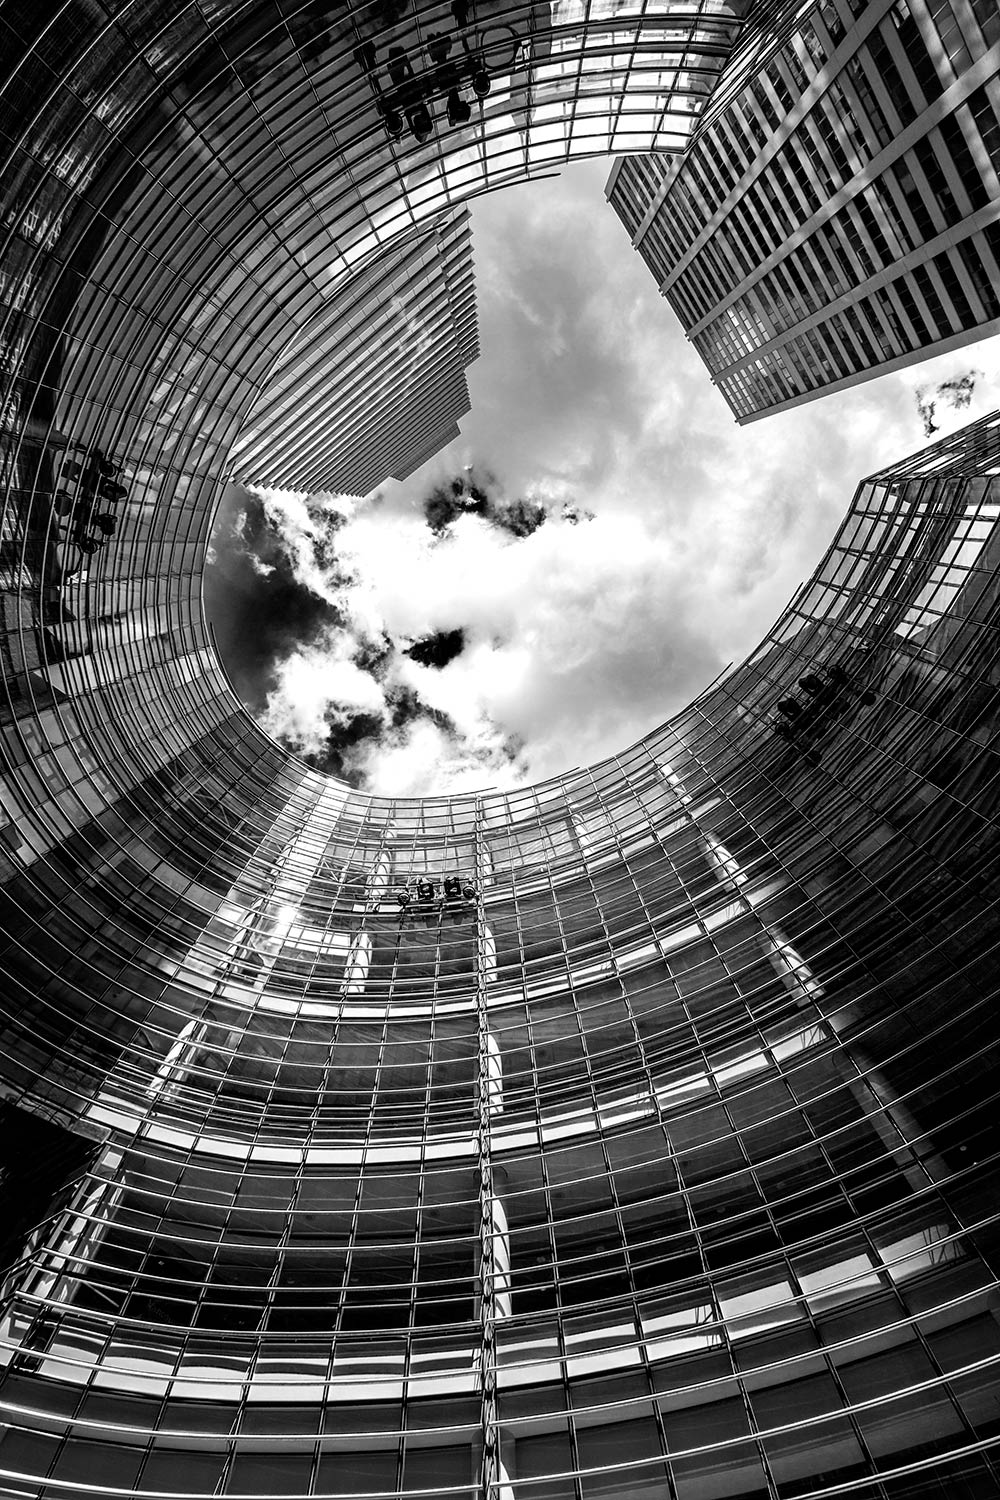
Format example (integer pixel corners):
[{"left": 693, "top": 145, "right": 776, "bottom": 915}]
[
  {"left": 230, "top": 210, "right": 480, "bottom": 497},
  {"left": 2, "top": 4, "right": 1000, "bottom": 1500},
  {"left": 607, "top": 0, "right": 1000, "bottom": 422}
]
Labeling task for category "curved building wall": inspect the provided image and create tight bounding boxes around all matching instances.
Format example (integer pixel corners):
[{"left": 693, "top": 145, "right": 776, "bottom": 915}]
[{"left": 1, "top": 3, "right": 1000, "bottom": 1499}]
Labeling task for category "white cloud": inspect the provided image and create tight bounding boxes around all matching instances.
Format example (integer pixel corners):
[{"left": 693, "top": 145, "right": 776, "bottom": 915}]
[
  {"left": 341, "top": 717, "right": 521, "bottom": 798},
  {"left": 248, "top": 158, "right": 1000, "bottom": 794},
  {"left": 258, "top": 630, "right": 387, "bottom": 757},
  {"left": 253, "top": 487, "right": 357, "bottom": 603}
]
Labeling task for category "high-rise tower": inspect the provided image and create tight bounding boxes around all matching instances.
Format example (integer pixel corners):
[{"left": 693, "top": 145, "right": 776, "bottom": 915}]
[
  {"left": 607, "top": 0, "right": 1000, "bottom": 421},
  {"left": 230, "top": 210, "right": 480, "bottom": 497},
  {"left": 2, "top": 4, "right": 1000, "bottom": 1500}
]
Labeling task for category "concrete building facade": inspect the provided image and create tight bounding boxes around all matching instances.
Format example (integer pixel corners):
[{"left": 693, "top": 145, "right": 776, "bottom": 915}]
[{"left": 607, "top": 0, "right": 1000, "bottom": 420}]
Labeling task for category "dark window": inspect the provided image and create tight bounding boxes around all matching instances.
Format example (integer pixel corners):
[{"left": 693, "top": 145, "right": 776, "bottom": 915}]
[
  {"left": 911, "top": 261, "right": 953, "bottom": 333},
  {"left": 967, "top": 87, "right": 1000, "bottom": 174},
  {"left": 892, "top": 158, "right": 941, "bottom": 241},
  {"left": 955, "top": 236, "right": 1000, "bottom": 320},
  {"left": 937, "top": 114, "right": 991, "bottom": 211},
  {"left": 888, "top": 1, "right": 945, "bottom": 103},
  {"left": 933, "top": 249, "right": 977, "bottom": 328},
  {"left": 866, "top": 29, "right": 919, "bottom": 127},
  {"left": 967, "top": 0, "right": 1000, "bottom": 48},
  {"left": 892, "top": 274, "right": 934, "bottom": 342},
  {"left": 843, "top": 53, "right": 894, "bottom": 151}
]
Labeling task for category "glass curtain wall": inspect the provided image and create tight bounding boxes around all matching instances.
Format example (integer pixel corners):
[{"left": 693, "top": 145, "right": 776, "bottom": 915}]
[{"left": 1, "top": 4, "right": 999, "bottom": 1500}]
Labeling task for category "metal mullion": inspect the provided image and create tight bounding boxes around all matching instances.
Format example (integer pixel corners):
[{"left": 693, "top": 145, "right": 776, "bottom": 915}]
[
  {"left": 717, "top": 1072, "right": 882, "bottom": 1493},
  {"left": 329, "top": 1001, "right": 390, "bottom": 1353},
  {"left": 384, "top": 832, "right": 415, "bottom": 1005},
  {"left": 572, "top": 774, "right": 666, "bottom": 1119},
  {"left": 410, "top": 989, "right": 440, "bottom": 1345},
  {"left": 713, "top": 933, "right": 780, "bottom": 1060},
  {"left": 790, "top": 698, "right": 1000, "bottom": 891},
  {"left": 430, "top": 876, "right": 445, "bottom": 1011},
  {"left": 879, "top": 1273, "right": 1000, "bottom": 1458},
  {"left": 542, "top": 862, "right": 593, "bottom": 1113},
  {"left": 782, "top": 1041, "right": 908, "bottom": 1242},
  {"left": 535, "top": 1137, "right": 586, "bottom": 1500},
  {"left": 666, "top": 1082, "right": 737, "bottom": 1460},
  {"left": 473, "top": 798, "right": 502, "bottom": 1500},
  {"left": 805, "top": 1187, "right": 980, "bottom": 1477},
  {"left": 712, "top": 1018, "right": 992, "bottom": 1246},
  {"left": 691, "top": 691, "right": 970, "bottom": 996},
  {"left": 680, "top": 1091, "right": 869, "bottom": 1255},
  {"left": 497, "top": 828, "right": 579, "bottom": 1496},
  {"left": 655, "top": 834, "right": 726, "bottom": 1284},
  {"left": 582, "top": 1059, "right": 681, "bottom": 1500},
  {"left": 172, "top": 1158, "right": 258, "bottom": 1346},
  {"left": 235, "top": 30, "right": 343, "bottom": 271}
]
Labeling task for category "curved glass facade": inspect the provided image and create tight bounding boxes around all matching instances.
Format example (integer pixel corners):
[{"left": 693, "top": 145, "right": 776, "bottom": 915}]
[{"left": 1, "top": 3, "right": 999, "bottom": 1499}]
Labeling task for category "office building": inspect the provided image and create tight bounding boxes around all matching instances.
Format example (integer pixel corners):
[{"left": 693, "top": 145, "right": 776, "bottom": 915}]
[
  {"left": 230, "top": 211, "right": 480, "bottom": 497},
  {"left": 2, "top": 2, "right": 1000, "bottom": 1500},
  {"left": 607, "top": 0, "right": 1000, "bottom": 421}
]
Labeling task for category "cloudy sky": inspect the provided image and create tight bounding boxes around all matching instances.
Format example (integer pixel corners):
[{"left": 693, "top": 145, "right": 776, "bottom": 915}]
[{"left": 205, "top": 157, "right": 1000, "bottom": 796}]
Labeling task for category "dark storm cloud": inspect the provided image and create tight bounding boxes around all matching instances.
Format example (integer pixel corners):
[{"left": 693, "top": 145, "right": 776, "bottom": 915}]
[
  {"left": 203, "top": 484, "right": 343, "bottom": 712},
  {"left": 294, "top": 679, "right": 526, "bottom": 791},
  {"left": 405, "top": 627, "right": 466, "bottom": 668},
  {"left": 423, "top": 468, "right": 548, "bottom": 538},
  {"left": 292, "top": 707, "right": 385, "bottom": 783},
  {"left": 337, "top": 708, "right": 528, "bottom": 790}
]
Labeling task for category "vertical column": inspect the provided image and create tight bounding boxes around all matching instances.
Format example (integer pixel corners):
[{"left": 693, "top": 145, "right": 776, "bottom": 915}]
[
  {"left": 473, "top": 799, "right": 513, "bottom": 1500},
  {"left": 366, "top": 816, "right": 397, "bottom": 910}
]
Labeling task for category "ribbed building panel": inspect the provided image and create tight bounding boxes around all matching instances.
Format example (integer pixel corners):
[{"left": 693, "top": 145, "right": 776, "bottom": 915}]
[{"left": 230, "top": 213, "right": 480, "bottom": 495}]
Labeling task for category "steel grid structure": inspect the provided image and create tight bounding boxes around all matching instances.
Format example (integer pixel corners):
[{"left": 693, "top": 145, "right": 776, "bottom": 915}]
[{"left": 1, "top": 2, "right": 1000, "bottom": 1500}]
